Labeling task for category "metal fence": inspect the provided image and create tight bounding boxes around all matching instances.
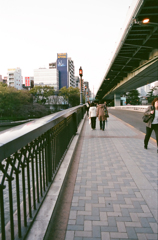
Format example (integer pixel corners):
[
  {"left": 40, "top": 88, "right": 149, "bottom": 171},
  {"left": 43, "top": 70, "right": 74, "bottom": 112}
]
[{"left": 0, "top": 105, "right": 86, "bottom": 240}]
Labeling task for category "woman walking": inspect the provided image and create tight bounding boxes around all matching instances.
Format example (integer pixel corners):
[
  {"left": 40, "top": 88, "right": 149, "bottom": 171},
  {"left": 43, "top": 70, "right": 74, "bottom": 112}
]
[
  {"left": 144, "top": 97, "right": 158, "bottom": 152},
  {"left": 97, "top": 100, "right": 108, "bottom": 131},
  {"left": 89, "top": 102, "right": 97, "bottom": 130}
]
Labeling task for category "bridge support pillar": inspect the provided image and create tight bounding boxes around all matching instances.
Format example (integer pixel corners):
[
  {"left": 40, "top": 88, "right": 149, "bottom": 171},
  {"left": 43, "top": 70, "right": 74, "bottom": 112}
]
[{"left": 114, "top": 94, "right": 120, "bottom": 106}]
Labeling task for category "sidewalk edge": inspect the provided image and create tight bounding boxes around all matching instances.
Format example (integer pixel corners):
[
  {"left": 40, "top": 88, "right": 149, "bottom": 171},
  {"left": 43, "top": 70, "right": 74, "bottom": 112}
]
[{"left": 26, "top": 114, "right": 87, "bottom": 240}]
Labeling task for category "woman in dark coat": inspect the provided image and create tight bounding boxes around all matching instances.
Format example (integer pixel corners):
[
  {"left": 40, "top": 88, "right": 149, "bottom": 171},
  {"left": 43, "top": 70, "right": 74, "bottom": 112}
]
[{"left": 144, "top": 97, "right": 158, "bottom": 152}]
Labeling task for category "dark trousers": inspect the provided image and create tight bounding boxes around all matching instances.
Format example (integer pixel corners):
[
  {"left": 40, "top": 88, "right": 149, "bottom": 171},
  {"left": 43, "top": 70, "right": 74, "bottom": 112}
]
[
  {"left": 100, "top": 120, "right": 105, "bottom": 130},
  {"left": 91, "top": 117, "right": 96, "bottom": 129},
  {"left": 144, "top": 124, "right": 158, "bottom": 147},
  {"left": 86, "top": 107, "right": 89, "bottom": 115}
]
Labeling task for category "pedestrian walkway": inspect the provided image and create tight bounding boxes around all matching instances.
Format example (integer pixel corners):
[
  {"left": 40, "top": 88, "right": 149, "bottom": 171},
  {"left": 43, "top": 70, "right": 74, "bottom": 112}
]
[{"left": 46, "top": 114, "right": 158, "bottom": 240}]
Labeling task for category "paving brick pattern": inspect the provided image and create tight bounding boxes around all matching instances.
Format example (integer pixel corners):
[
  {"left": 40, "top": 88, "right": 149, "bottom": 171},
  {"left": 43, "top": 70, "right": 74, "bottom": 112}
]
[{"left": 65, "top": 115, "right": 158, "bottom": 240}]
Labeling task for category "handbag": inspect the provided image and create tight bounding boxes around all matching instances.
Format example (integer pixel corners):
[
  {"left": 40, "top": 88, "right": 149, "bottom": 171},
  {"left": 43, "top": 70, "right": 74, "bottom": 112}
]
[
  {"left": 142, "top": 114, "right": 153, "bottom": 123},
  {"left": 104, "top": 106, "right": 109, "bottom": 117}
]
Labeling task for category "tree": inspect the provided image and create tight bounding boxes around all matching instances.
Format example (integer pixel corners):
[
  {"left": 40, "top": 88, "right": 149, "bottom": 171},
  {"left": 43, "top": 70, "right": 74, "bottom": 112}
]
[
  {"left": 59, "top": 87, "right": 69, "bottom": 105},
  {"left": 125, "top": 89, "right": 140, "bottom": 105},
  {"left": 146, "top": 86, "right": 158, "bottom": 104},
  {"left": 59, "top": 87, "right": 80, "bottom": 107},
  {"left": 0, "top": 84, "right": 32, "bottom": 117},
  {"left": 30, "top": 85, "right": 55, "bottom": 104},
  {"left": 0, "top": 84, "right": 50, "bottom": 119},
  {"left": 68, "top": 87, "right": 80, "bottom": 106}
]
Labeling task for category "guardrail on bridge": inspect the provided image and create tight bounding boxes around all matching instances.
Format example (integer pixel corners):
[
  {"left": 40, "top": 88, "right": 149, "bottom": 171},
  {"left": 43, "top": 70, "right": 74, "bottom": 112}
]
[
  {"left": 0, "top": 105, "right": 86, "bottom": 240},
  {"left": 109, "top": 105, "right": 149, "bottom": 112}
]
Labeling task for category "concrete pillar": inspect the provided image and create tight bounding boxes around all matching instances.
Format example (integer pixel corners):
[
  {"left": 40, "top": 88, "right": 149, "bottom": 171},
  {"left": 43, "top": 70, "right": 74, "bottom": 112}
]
[{"left": 114, "top": 94, "right": 120, "bottom": 106}]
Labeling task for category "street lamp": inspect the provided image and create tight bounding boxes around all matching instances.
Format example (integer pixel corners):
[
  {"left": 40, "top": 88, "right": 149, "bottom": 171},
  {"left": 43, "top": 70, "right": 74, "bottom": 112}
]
[
  {"left": 79, "top": 66, "right": 83, "bottom": 105},
  {"left": 85, "top": 86, "right": 87, "bottom": 103},
  {"left": 133, "top": 18, "right": 158, "bottom": 26}
]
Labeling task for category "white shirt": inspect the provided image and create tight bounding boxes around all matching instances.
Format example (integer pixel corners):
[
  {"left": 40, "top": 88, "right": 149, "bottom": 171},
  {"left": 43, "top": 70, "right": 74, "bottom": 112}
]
[
  {"left": 152, "top": 110, "right": 158, "bottom": 124},
  {"left": 89, "top": 106, "right": 97, "bottom": 117}
]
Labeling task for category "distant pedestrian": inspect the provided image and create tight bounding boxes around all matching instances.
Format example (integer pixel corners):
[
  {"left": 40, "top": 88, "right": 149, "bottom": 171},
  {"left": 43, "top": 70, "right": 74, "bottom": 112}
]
[
  {"left": 89, "top": 102, "right": 97, "bottom": 130},
  {"left": 97, "top": 100, "right": 108, "bottom": 131},
  {"left": 86, "top": 101, "right": 90, "bottom": 116},
  {"left": 104, "top": 101, "right": 109, "bottom": 129},
  {"left": 144, "top": 97, "right": 158, "bottom": 152}
]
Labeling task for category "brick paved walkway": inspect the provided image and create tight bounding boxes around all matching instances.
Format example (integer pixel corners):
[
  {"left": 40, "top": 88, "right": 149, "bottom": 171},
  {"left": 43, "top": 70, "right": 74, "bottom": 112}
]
[{"left": 64, "top": 115, "right": 158, "bottom": 240}]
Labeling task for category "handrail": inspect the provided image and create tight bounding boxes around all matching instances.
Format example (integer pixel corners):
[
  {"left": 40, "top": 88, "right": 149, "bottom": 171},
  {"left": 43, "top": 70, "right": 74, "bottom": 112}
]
[{"left": 0, "top": 105, "right": 86, "bottom": 240}]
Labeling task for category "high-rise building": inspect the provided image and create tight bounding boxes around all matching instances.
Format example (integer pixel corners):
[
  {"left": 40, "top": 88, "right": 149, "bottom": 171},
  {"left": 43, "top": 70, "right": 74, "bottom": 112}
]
[
  {"left": 68, "top": 58, "right": 75, "bottom": 88},
  {"left": 34, "top": 68, "right": 59, "bottom": 91},
  {"left": 57, "top": 53, "right": 68, "bottom": 89},
  {"left": 75, "top": 76, "right": 80, "bottom": 88},
  {"left": 7, "top": 68, "right": 23, "bottom": 90},
  {"left": 57, "top": 53, "right": 75, "bottom": 89}
]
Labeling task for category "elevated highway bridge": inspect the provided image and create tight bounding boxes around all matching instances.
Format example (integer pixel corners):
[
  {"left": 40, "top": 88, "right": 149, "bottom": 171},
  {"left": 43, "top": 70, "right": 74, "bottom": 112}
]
[{"left": 96, "top": 0, "right": 158, "bottom": 105}]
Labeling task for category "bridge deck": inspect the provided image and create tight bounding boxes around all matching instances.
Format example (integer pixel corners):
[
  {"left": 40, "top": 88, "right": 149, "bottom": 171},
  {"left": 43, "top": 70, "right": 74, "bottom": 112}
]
[{"left": 32, "top": 114, "right": 158, "bottom": 240}]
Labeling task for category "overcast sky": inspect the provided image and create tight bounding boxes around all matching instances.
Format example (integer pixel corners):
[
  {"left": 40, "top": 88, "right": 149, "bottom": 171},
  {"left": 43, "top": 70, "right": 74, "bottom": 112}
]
[{"left": 0, "top": 0, "right": 138, "bottom": 94}]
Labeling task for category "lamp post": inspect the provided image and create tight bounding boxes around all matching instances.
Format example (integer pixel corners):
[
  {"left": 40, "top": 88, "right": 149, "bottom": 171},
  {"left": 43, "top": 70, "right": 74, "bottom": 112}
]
[
  {"left": 85, "top": 86, "right": 87, "bottom": 103},
  {"left": 79, "top": 66, "right": 83, "bottom": 105},
  {"left": 133, "top": 18, "right": 158, "bottom": 26}
]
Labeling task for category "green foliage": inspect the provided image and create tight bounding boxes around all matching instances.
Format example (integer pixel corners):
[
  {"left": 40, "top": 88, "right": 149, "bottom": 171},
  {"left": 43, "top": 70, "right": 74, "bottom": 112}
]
[
  {"left": 0, "top": 84, "right": 50, "bottom": 119},
  {"left": 59, "top": 86, "right": 69, "bottom": 104},
  {"left": 59, "top": 87, "right": 80, "bottom": 106},
  {"left": 146, "top": 86, "right": 158, "bottom": 104},
  {"left": 30, "top": 85, "right": 55, "bottom": 104},
  {"left": 125, "top": 89, "right": 140, "bottom": 105},
  {"left": 0, "top": 84, "right": 32, "bottom": 117},
  {"left": 68, "top": 87, "right": 80, "bottom": 106}
]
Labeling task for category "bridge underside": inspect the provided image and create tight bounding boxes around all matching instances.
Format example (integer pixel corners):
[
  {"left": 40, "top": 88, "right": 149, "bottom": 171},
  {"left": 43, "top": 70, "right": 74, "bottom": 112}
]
[
  {"left": 96, "top": 0, "right": 158, "bottom": 103},
  {"left": 104, "top": 57, "right": 158, "bottom": 100}
]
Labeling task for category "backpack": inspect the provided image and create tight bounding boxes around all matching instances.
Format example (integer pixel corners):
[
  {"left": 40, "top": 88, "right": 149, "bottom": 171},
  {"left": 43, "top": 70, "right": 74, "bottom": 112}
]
[{"left": 103, "top": 106, "right": 109, "bottom": 117}]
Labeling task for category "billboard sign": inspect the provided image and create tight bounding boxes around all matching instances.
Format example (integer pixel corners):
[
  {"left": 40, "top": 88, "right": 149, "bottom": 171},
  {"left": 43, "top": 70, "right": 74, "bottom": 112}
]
[
  {"left": 57, "top": 53, "right": 68, "bottom": 89},
  {"left": 57, "top": 53, "right": 67, "bottom": 59},
  {"left": 25, "top": 77, "right": 30, "bottom": 86}
]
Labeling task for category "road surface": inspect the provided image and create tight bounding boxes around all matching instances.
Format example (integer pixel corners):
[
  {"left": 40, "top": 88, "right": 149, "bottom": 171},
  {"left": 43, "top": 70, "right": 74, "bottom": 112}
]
[{"left": 108, "top": 108, "right": 156, "bottom": 140}]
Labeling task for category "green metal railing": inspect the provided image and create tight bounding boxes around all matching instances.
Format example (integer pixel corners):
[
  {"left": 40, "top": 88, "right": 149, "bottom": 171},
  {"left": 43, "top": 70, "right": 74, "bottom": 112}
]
[{"left": 0, "top": 105, "right": 86, "bottom": 240}]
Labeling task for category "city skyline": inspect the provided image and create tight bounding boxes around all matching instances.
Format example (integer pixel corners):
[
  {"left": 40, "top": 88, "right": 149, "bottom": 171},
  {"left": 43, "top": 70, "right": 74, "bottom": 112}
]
[{"left": 0, "top": 0, "right": 137, "bottom": 94}]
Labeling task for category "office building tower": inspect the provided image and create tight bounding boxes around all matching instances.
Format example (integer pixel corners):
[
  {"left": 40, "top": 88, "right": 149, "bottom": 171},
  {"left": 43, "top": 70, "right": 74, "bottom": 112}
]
[
  {"left": 34, "top": 68, "right": 59, "bottom": 91},
  {"left": 57, "top": 53, "right": 75, "bottom": 89},
  {"left": 7, "top": 68, "right": 23, "bottom": 90},
  {"left": 68, "top": 58, "right": 75, "bottom": 88}
]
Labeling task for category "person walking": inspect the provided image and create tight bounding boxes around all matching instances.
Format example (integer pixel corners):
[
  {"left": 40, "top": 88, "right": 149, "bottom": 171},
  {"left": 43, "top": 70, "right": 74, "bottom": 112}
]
[
  {"left": 97, "top": 100, "right": 108, "bottom": 131},
  {"left": 104, "top": 101, "right": 108, "bottom": 129},
  {"left": 144, "top": 97, "right": 158, "bottom": 152},
  {"left": 86, "top": 101, "right": 90, "bottom": 116},
  {"left": 89, "top": 102, "right": 97, "bottom": 130}
]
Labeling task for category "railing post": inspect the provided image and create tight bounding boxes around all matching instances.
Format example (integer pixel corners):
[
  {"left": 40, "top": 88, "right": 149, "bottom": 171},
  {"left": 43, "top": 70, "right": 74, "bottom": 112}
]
[
  {"left": 73, "top": 112, "right": 78, "bottom": 134},
  {"left": 47, "top": 132, "right": 52, "bottom": 182},
  {"left": 8, "top": 179, "right": 14, "bottom": 240},
  {"left": 15, "top": 169, "right": 22, "bottom": 238},
  {"left": 0, "top": 184, "right": 6, "bottom": 240}
]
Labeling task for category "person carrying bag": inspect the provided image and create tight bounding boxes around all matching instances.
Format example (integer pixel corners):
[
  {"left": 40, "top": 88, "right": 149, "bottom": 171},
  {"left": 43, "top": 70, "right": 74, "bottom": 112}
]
[{"left": 143, "top": 97, "right": 158, "bottom": 152}]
